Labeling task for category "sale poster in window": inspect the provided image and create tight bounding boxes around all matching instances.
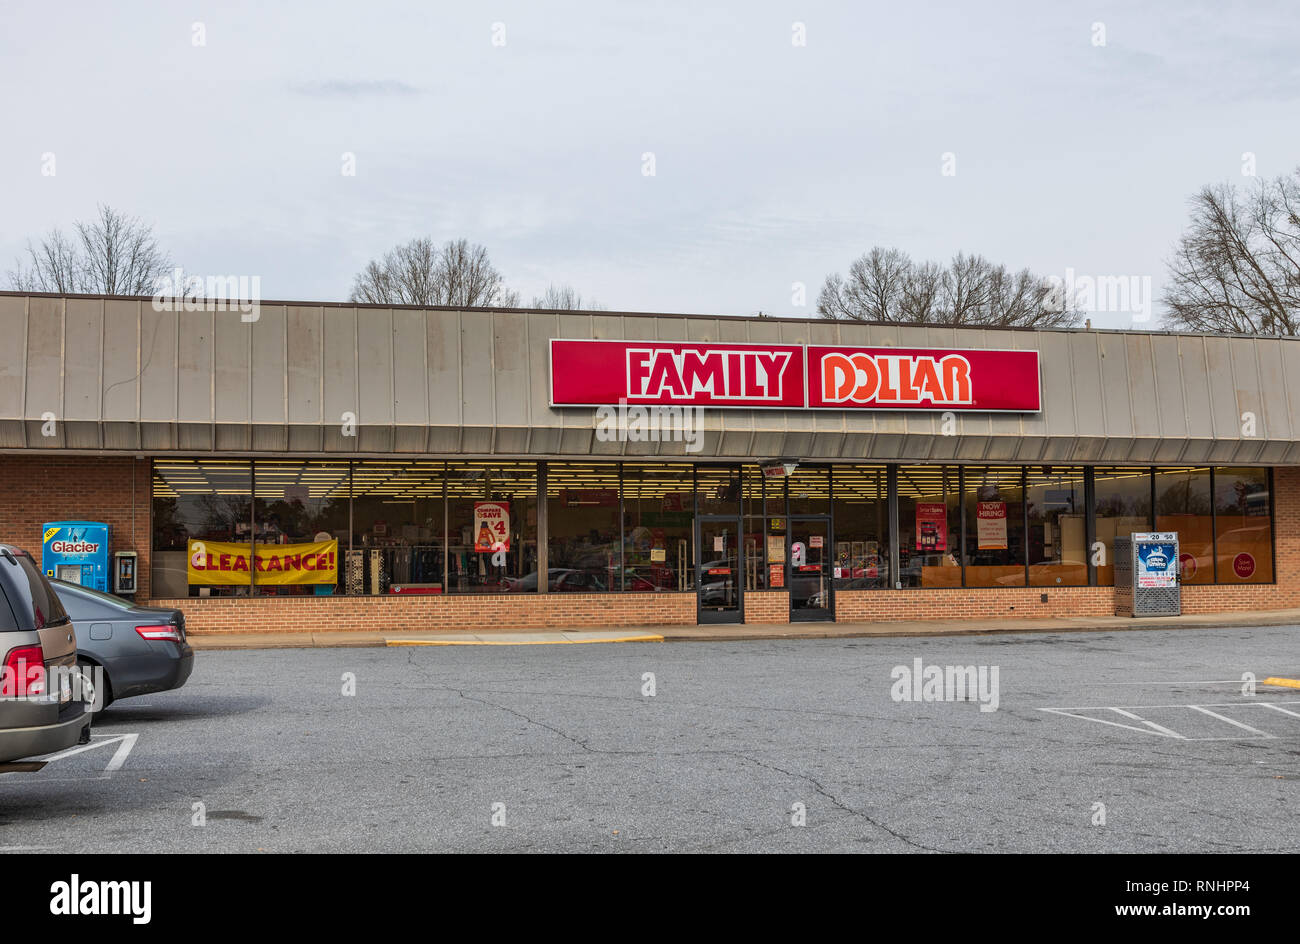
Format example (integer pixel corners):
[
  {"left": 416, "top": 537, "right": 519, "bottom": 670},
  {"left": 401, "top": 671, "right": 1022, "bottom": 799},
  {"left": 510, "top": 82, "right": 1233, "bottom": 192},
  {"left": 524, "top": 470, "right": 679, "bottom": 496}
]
[
  {"left": 473, "top": 501, "right": 511, "bottom": 552},
  {"left": 915, "top": 503, "right": 948, "bottom": 552},
  {"left": 767, "top": 534, "right": 786, "bottom": 563},
  {"left": 976, "top": 501, "right": 1008, "bottom": 550}
]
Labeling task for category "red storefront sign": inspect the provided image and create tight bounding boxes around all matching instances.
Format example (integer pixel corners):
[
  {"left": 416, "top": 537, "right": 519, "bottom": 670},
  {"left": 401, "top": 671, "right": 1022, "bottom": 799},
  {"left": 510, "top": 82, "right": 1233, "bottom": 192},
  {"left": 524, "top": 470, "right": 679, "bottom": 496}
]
[
  {"left": 807, "top": 346, "right": 1040, "bottom": 412},
  {"left": 550, "top": 340, "right": 1040, "bottom": 412},
  {"left": 550, "top": 340, "right": 805, "bottom": 408}
]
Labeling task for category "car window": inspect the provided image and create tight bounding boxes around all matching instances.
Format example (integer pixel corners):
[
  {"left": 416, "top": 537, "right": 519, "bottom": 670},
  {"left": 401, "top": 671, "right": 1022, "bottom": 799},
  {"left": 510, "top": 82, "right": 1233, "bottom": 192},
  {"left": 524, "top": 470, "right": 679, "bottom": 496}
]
[
  {"left": 51, "top": 579, "right": 135, "bottom": 619},
  {"left": 1, "top": 553, "right": 70, "bottom": 630},
  {"left": 0, "top": 580, "right": 18, "bottom": 631}
]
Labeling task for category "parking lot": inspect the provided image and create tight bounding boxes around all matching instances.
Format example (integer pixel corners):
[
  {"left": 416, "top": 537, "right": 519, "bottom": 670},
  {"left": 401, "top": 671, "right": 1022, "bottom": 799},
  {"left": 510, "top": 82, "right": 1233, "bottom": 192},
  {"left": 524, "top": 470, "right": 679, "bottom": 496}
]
[{"left": 2, "top": 625, "right": 1298, "bottom": 853}]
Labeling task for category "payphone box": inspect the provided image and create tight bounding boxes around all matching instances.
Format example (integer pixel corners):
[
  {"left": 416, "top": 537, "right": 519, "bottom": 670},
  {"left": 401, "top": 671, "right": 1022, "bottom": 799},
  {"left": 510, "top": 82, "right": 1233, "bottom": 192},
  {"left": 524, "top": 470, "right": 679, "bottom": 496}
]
[
  {"left": 41, "top": 521, "right": 111, "bottom": 592},
  {"left": 114, "top": 550, "right": 138, "bottom": 595}
]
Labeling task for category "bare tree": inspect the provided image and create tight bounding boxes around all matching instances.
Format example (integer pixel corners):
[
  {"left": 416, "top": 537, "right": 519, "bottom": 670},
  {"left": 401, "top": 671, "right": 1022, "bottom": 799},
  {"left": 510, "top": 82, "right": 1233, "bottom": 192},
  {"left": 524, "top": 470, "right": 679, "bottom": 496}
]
[
  {"left": 529, "top": 283, "right": 605, "bottom": 310},
  {"left": 438, "top": 239, "right": 520, "bottom": 307},
  {"left": 76, "top": 206, "right": 172, "bottom": 295},
  {"left": 817, "top": 247, "right": 911, "bottom": 321},
  {"left": 818, "top": 247, "right": 1080, "bottom": 327},
  {"left": 349, "top": 237, "right": 520, "bottom": 308},
  {"left": 7, "top": 205, "right": 172, "bottom": 295},
  {"left": 943, "top": 252, "right": 993, "bottom": 323},
  {"left": 349, "top": 238, "right": 440, "bottom": 306},
  {"left": 7, "top": 228, "right": 80, "bottom": 292},
  {"left": 898, "top": 259, "right": 943, "bottom": 322},
  {"left": 1163, "top": 170, "right": 1300, "bottom": 335}
]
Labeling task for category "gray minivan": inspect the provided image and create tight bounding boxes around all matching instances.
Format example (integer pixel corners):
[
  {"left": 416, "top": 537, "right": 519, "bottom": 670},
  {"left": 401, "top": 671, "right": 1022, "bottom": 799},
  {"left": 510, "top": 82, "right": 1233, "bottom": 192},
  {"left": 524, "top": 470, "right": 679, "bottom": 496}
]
[{"left": 0, "top": 544, "right": 92, "bottom": 763}]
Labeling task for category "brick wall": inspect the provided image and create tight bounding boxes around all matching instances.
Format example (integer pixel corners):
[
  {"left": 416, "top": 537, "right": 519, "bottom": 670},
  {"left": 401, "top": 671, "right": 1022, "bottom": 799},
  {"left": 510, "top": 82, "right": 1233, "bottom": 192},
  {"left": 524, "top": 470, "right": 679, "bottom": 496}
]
[
  {"left": 744, "top": 590, "right": 790, "bottom": 624},
  {"left": 0, "top": 455, "right": 151, "bottom": 596},
  {"left": 147, "top": 591, "right": 699, "bottom": 634},
  {"left": 835, "top": 585, "right": 1113, "bottom": 622}
]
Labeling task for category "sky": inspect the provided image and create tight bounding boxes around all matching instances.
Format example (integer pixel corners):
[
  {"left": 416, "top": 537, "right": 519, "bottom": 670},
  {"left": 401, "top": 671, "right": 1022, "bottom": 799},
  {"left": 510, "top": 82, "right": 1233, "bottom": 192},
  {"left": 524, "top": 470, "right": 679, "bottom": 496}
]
[{"left": 2, "top": 0, "right": 1298, "bottom": 328}]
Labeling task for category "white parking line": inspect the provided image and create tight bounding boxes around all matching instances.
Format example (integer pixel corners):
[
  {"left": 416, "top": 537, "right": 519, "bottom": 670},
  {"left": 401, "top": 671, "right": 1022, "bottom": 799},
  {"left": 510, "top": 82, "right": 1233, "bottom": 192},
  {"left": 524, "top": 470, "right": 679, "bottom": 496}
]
[
  {"left": 1187, "top": 705, "right": 1274, "bottom": 738},
  {"left": 1038, "top": 701, "right": 1300, "bottom": 741},
  {"left": 0, "top": 733, "right": 139, "bottom": 782},
  {"left": 1259, "top": 703, "right": 1300, "bottom": 720},
  {"left": 1107, "top": 708, "right": 1188, "bottom": 738}
]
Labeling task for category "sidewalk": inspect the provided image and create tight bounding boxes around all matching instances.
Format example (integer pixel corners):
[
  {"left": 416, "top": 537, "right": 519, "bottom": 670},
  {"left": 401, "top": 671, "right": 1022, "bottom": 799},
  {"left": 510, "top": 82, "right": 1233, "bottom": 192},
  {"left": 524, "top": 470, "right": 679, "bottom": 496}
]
[{"left": 186, "top": 608, "right": 1300, "bottom": 650}]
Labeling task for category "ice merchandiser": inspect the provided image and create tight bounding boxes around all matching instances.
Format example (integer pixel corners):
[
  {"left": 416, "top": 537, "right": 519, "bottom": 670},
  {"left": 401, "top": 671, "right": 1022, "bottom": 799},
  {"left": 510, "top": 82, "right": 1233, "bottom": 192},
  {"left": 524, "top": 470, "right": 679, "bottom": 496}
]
[{"left": 41, "top": 521, "right": 111, "bottom": 591}]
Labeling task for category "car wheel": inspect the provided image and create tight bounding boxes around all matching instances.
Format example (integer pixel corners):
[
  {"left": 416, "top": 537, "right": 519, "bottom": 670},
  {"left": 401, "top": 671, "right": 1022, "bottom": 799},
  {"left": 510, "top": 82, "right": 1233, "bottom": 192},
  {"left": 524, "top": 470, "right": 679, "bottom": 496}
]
[{"left": 77, "top": 658, "right": 113, "bottom": 716}]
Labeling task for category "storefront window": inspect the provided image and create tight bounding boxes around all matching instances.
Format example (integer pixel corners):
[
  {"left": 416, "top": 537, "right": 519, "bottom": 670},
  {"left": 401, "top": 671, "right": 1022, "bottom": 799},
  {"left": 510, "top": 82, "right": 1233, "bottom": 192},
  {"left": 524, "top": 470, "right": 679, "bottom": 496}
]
[
  {"left": 547, "top": 463, "right": 620, "bottom": 592},
  {"left": 740, "top": 516, "right": 763, "bottom": 589},
  {"left": 151, "top": 459, "right": 252, "bottom": 598},
  {"left": 764, "top": 516, "right": 787, "bottom": 590},
  {"left": 741, "top": 465, "right": 767, "bottom": 519},
  {"left": 1026, "top": 466, "right": 1087, "bottom": 587},
  {"left": 150, "top": 458, "right": 1278, "bottom": 602},
  {"left": 740, "top": 465, "right": 768, "bottom": 589},
  {"left": 762, "top": 471, "right": 785, "bottom": 516},
  {"left": 448, "top": 463, "right": 537, "bottom": 593},
  {"left": 788, "top": 466, "right": 830, "bottom": 516},
  {"left": 1214, "top": 467, "right": 1273, "bottom": 584},
  {"left": 1155, "top": 467, "right": 1213, "bottom": 584},
  {"left": 252, "top": 462, "right": 350, "bottom": 596},
  {"left": 696, "top": 465, "right": 741, "bottom": 517},
  {"left": 1092, "top": 467, "right": 1152, "bottom": 585},
  {"left": 831, "top": 466, "right": 889, "bottom": 590},
  {"left": 348, "top": 462, "right": 446, "bottom": 596},
  {"left": 897, "top": 466, "right": 961, "bottom": 588},
  {"left": 622, "top": 464, "right": 693, "bottom": 592},
  {"left": 963, "top": 467, "right": 1026, "bottom": 587}
]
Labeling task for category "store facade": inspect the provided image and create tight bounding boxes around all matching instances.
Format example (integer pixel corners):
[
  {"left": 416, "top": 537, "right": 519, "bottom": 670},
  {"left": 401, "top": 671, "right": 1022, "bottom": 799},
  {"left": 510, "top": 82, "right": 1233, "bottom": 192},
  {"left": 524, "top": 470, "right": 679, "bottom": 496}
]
[{"left": 1, "top": 291, "right": 1297, "bottom": 634}]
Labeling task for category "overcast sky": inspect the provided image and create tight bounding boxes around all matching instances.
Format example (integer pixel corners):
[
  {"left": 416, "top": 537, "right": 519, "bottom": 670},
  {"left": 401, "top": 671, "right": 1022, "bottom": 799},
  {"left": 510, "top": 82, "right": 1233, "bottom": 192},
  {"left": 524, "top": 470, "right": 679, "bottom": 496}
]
[{"left": 2, "top": 0, "right": 1297, "bottom": 327}]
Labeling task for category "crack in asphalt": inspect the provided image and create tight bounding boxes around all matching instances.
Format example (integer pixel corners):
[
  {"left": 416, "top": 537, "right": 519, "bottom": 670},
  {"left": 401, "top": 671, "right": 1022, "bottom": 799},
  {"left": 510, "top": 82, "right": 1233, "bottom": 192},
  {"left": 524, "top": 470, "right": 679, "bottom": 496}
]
[
  {"left": 728, "top": 752, "right": 950, "bottom": 853},
  {"left": 446, "top": 688, "right": 599, "bottom": 754},
  {"left": 413, "top": 685, "right": 962, "bottom": 854},
  {"left": 687, "top": 809, "right": 864, "bottom": 853}
]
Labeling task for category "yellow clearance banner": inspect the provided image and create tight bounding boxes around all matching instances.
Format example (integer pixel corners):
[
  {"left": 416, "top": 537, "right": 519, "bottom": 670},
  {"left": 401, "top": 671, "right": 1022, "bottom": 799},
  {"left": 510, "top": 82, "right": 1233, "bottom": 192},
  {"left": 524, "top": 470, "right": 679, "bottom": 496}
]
[{"left": 187, "top": 539, "right": 338, "bottom": 586}]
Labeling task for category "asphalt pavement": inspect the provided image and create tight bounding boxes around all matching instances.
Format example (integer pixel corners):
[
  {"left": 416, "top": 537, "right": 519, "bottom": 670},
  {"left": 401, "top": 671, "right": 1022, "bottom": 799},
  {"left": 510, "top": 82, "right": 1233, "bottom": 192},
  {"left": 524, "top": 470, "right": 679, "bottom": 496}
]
[{"left": 2, "top": 624, "right": 1298, "bottom": 852}]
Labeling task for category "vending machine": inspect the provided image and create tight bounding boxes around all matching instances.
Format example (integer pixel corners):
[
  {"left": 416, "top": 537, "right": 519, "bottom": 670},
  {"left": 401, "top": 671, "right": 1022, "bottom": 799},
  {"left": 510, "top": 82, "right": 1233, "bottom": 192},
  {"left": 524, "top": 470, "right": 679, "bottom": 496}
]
[
  {"left": 1114, "top": 532, "right": 1181, "bottom": 617},
  {"left": 41, "top": 521, "right": 111, "bottom": 592}
]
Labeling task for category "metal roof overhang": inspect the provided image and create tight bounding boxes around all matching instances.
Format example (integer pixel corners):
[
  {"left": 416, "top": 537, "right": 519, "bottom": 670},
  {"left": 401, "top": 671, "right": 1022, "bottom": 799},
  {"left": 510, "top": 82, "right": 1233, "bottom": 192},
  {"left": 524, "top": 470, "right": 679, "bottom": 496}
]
[{"left": 2, "top": 292, "right": 1297, "bottom": 466}]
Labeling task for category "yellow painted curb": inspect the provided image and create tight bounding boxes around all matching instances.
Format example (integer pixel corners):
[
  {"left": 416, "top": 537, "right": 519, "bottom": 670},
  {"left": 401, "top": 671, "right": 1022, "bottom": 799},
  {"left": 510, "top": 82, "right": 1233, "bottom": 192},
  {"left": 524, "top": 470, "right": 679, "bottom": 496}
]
[
  {"left": 387, "top": 634, "right": 664, "bottom": 647},
  {"left": 1260, "top": 676, "right": 1300, "bottom": 689}
]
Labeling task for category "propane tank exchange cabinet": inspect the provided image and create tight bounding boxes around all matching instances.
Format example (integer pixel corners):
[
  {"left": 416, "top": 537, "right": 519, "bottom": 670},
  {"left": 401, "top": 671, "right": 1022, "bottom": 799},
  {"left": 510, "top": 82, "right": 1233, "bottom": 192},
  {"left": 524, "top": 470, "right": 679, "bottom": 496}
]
[{"left": 1114, "top": 532, "right": 1181, "bottom": 617}]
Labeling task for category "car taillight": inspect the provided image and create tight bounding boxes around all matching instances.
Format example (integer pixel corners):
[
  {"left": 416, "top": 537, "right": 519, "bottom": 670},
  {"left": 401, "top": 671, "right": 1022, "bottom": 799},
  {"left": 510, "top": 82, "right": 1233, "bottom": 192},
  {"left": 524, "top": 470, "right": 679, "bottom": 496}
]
[
  {"left": 2, "top": 644, "right": 46, "bottom": 698},
  {"left": 136, "top": 624, "right": 182, "bottom": 642}
]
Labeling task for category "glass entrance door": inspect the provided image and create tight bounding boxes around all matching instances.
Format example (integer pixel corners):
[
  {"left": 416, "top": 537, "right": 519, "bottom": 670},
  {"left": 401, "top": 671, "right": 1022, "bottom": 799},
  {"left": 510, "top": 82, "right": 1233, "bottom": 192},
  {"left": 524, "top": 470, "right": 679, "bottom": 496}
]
[
  {"left": 697, "top": 516, "right": 742, "bottom": 623},
  {"left": 789, "top": 517, "right": 833, "bottom": 621}
]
